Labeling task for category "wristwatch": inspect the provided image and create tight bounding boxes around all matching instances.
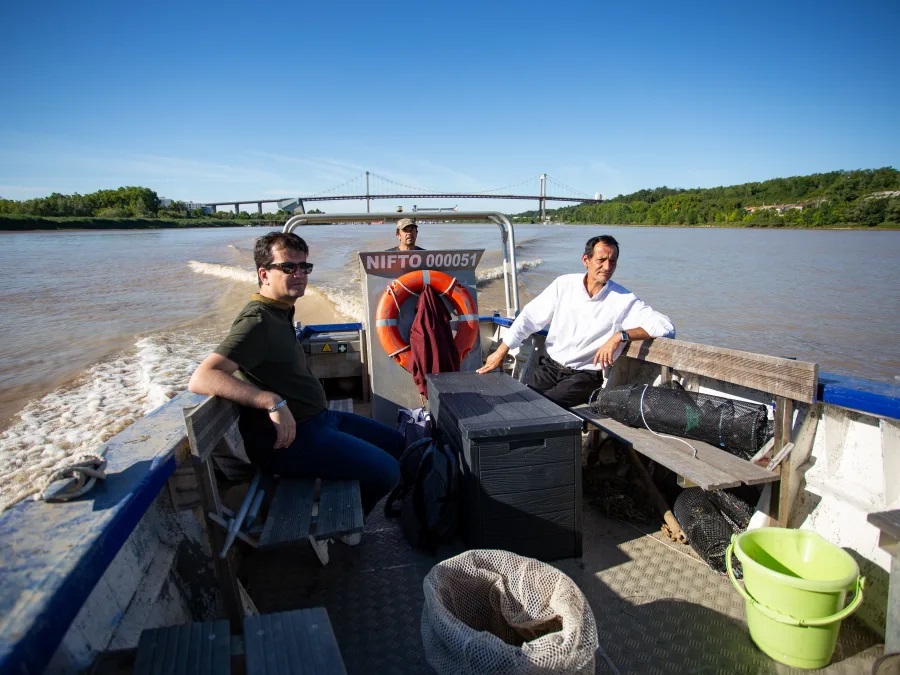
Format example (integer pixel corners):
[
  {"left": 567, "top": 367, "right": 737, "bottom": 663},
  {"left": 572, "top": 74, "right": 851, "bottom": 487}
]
[
  {"left": 619, "top": 330, "right": 630, "bottom": 343},
  {"left": 267, "top": 399, "right": 287, "bottom": 413}
]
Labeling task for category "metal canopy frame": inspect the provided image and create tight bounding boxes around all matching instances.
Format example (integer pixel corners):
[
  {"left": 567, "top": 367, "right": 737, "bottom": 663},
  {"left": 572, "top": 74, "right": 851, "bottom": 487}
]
[{"left": 282, "top": 211, "right": 519, "bottom": 317}]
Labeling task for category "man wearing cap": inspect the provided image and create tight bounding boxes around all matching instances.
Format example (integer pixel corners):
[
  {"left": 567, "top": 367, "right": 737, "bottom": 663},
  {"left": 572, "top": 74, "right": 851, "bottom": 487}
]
[{"left": 387, "top": 218, "right": 425, "bottom": 251}]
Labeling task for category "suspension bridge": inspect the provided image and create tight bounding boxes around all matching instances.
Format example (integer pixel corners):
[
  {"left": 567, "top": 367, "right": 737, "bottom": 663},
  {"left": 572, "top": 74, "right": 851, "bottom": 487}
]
[{"left": 201, "top": 172, "right": 603, "bottom": 220}]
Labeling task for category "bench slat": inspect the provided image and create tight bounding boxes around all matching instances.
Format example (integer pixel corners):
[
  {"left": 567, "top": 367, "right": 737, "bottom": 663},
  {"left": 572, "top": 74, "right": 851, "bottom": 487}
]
[
  {"left": 573, "top": 405, "right": 777, "bottom": 491},
  {"left": 258, "top": 478, "right": 316, "bottom": 549},
  {"left": 244, "top": 608, "right": 347, "bottom": 675},
  {"left": 134, "top": 620, "right": 231, "bottom": 675},
  {"left": 869, "top": 509, "right": 900, "bottom": 540},
  {"left": 184, "top": 397, "right": 241, "bottom": 463},
  {"left": 315, "top": 480, "right": 363, "bottom": 540},
  {"left": 624, "top": 338, "right": 818, "bottom": 404},
  {"left": 327, "top": 398, "right": 354, "bottom": 413}
]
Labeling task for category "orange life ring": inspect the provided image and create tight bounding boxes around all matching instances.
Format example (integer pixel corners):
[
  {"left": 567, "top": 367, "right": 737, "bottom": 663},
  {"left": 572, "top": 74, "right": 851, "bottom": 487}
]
[{"left": 375, "top": 270, "right": 479, "bottom": 372}]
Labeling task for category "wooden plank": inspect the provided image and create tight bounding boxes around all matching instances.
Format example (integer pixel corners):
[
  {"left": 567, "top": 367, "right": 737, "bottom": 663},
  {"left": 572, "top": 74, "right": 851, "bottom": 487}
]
[
  {"left": 623, "top": 338, "right": 818, "bottom": 404},
  {"left": 597, "top": 410, "right": 778, "bottom": 487},
  {"left": 193, "top": 459, "right": 245, "bottom": 628},
  {"left": 327, "top": 398, "right": 354, "bottom": 413},
  {"left": 259, "top": 478, "right": 316, "bottom": 549},
  {"left": 167, "top": 463, "right": 201, "bottom": 511},
  {"left": 184, "top": 396, "right": 241, "bottom": 463},
  {"left": 315, "top": 480, "right": 363, "bottom": 540},
  {"left": 869, "top": 510, "right": 900, "bottom": 541},
  {"left": 572, "top": 405, "right": 755, "bottom": 491},
  {"left": 134, "top": 620, "right": 231, "bottom": 675},
  {"left": 775, "top": 396, "right": 794, "bottom": 527},
  {"left": 244, "top": 608, "right": 347, "bottom": 675}
]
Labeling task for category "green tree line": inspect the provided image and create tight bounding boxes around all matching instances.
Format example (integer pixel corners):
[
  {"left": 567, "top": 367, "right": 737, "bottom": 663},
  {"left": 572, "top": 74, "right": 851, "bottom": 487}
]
[
  {"left": 3, "top": 170, "right": 899, "bottom": 228},
  {"left": 0, "top": 186, "right": 307, "bottom": 221},
  {"left": 541, "top": 168, "right": 900, "bottom": 227}
]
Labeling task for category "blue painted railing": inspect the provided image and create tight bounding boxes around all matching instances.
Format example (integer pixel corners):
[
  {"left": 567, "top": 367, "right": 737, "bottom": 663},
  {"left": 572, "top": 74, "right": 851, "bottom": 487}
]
[{"left": 0, "top": 391, "right": 205, "bottom": 675}]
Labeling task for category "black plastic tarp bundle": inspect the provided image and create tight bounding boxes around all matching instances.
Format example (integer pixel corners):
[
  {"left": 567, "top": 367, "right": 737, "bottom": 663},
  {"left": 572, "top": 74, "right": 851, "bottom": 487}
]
[
  {"left": 589, "top": 382, "right": 771, "bottom": 459},
  {"left": 674, "top": 487, "right": 753, "bottom": 576}
]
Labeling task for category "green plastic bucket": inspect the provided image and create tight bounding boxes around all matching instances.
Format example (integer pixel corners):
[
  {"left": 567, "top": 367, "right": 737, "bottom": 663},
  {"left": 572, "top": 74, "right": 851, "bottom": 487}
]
[{"left": 726, "top": 528, "right": 865, "bottom": 669}]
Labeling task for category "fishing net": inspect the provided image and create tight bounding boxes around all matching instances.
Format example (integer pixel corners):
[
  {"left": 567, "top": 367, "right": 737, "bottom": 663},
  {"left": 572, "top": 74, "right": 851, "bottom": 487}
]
[
  {"left": 674, "top": 487, "right": 752, "bottom": 576},
  {"left": 589, "top": 382, "right": 771, "bottom": 458},
  {"left": 422, "top": 549, "right": 599, "bottom": 674}
]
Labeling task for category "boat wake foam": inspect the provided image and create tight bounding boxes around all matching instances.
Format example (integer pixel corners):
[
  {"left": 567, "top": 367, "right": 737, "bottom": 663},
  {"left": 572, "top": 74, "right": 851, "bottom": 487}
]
[
  {"left": 0, "top": 331, "right": 215, "bottom": 510},
  {"left": 476, "top": 258, "right": 543, "bottom": 286},
  {"left": 188, "top": 261, "right": 256, "bottom": 284}
]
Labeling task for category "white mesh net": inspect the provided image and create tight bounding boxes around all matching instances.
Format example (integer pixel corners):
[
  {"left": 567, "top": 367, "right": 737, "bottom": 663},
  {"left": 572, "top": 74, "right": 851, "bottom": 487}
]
[{"left": 422, "top": 549, "right": 598, "bottom": 674}]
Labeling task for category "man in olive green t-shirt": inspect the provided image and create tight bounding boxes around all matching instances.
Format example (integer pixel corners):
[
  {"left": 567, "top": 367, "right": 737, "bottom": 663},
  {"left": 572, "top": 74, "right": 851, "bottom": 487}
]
[{"left": 188, "top": 231, "right": 403, "bottom": 514}]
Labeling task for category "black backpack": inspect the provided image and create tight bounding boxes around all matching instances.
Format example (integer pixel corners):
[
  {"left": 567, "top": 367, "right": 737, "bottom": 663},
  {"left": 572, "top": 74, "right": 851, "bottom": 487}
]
[{"left": 384, "top": 431, "right": 461, "bottom": 551}]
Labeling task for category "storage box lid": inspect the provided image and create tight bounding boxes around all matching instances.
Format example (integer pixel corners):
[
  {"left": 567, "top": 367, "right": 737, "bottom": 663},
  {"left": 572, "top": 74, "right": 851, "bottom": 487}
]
[{"left": 427, "top": 372, "right": 583, "bottom": 439}]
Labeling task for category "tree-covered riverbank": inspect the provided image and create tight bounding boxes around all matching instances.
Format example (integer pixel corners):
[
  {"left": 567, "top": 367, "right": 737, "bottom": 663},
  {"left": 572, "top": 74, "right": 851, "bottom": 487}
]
[
  {"left": 2, "top": 168, "right": 899, "bottom": 230},
  {"left": 531, "top": 168, "right": 900, "bottom": 228},
  {"left": 0, "top": 215, "right": 284, "bottom": 231}
]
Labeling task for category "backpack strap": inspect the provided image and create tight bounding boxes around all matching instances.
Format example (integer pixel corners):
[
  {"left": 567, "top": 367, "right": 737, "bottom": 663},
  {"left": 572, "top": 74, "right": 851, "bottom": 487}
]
[
  {"left": 410, "top": 444, "right": 438, "bottom": 551},
  {"left": 383, "top": 437, "right": 434, "bottom": 519},
  {"left": 383, "top": 484, "right": 404, "bottom": 519}
]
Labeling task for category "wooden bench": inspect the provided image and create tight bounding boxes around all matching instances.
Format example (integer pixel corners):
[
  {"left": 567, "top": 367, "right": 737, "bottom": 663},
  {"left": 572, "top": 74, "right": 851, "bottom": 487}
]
[
  {"left": 868, "top": 509, "right": 900, "bottom": 654},
  {"left": 133, "top": 608, "right": 347, "bottom": 674},
  {"left": 568, "top": 337, "right": 819, "bottom": 526},
  {"left": 182, "top": 397, "right": 364, "bottom": 623}
]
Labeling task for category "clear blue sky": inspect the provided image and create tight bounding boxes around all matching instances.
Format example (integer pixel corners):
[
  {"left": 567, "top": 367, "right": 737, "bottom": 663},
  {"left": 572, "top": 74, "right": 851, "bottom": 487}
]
[{"left": 1, "top": 0, "right": 898, "bottom": 213}]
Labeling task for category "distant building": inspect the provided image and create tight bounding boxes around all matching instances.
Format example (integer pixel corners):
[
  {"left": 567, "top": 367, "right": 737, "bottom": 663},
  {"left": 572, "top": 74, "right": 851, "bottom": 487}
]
[
  {"left": 744, "top": 199, "right": 827, "bottom": 214},
  {"left": 159, "top": 198, "right": 213, "bottom": 215}
]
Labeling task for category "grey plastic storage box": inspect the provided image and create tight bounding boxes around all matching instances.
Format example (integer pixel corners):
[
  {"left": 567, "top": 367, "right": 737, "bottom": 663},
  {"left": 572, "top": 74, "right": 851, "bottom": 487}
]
[{"left": 427, "top": 372, "right": 584, "bottom": 560}]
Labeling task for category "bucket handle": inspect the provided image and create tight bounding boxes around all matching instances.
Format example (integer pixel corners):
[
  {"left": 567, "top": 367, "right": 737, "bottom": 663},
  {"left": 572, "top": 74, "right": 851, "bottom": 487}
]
[{"left": 726, "top": 535, "right": 866, "bottom": 627}]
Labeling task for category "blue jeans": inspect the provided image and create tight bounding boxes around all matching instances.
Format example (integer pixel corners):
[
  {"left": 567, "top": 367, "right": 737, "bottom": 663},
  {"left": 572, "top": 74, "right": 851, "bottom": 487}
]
[{"left": 268, "top": 409, "right": 404, "bottom": 515}]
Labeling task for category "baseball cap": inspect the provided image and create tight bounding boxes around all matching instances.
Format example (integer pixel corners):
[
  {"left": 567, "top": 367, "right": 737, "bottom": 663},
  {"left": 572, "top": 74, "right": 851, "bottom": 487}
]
[{"left": 397, "top": 218, "right": 418, "bottom": 230}]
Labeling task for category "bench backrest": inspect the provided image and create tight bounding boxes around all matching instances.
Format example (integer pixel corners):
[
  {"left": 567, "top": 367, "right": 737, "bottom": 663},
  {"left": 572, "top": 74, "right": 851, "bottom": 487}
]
[
  {"left": 183, "top": 396, "right": 247, "bottom": 465},
  {"left": 622, "top": 337, "right": 818, "bottom": 404}
]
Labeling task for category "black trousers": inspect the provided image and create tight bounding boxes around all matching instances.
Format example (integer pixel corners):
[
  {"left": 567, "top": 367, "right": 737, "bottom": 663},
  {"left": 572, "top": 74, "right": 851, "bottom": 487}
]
[{"left": 528, "top": 355, "right": 604, "bottom": 408}]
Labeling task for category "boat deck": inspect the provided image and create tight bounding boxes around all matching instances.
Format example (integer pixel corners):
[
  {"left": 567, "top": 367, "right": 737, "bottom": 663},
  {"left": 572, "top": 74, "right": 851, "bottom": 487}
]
[{"left": 243, "top": 494, "right": 883, "bottom": 674}]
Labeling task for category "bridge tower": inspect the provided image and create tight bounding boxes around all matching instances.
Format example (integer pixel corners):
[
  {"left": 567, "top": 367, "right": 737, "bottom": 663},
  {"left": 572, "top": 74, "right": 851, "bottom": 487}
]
[
  {"left": 539, "top": 174, "right": 547, "bottom": 221},
  {"left": 366, "top": 171, "right": 371, "bottom": 214}
]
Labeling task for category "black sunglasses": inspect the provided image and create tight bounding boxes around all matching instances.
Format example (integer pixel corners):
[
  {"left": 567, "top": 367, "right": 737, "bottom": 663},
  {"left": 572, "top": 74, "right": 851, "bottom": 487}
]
[{"left": 267, "top": 262, "right": 314, "bottom": 275}]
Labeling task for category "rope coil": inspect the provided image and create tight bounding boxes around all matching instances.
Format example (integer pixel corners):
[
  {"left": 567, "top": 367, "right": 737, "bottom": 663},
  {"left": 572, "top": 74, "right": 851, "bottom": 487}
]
[{"left": 38, "top": 453, "right": 107, "bottom": 502}]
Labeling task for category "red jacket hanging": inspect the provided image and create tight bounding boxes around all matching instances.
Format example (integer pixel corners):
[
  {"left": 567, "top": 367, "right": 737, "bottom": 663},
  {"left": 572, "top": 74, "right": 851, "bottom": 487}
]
[{"left": 409, "top": 285, "right": 460, "bottom": 396}]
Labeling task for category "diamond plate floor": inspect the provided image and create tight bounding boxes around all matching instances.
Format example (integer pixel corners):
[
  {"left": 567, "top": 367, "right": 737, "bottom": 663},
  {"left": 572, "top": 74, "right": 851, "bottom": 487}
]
[{"left": 243, "top": 500, "right": 883, "bottom": 675}]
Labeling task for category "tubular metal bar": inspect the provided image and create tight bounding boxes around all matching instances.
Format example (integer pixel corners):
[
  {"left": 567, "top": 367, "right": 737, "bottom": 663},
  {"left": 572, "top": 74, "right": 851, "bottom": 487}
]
[
  {"left": 282, "top": 211, "right": 520, "bottom": 317},
  {"left": 488, "top": 212, "right": 518, "bottom": 316},
  {"left": 220, "top": 471, "right": 261, "bottom": 558}
]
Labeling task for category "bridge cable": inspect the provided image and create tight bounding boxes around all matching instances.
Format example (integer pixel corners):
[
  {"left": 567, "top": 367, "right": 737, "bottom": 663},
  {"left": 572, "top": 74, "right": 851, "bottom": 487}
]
[
  {"left": 307, "top": 172, "right": 368, "bottom": 198},
  {"left": 471, "top": 175, "right": 542, "bottom": 195},
  {"left": 546, "top": 176, "right": 593, "bottom": 199}
]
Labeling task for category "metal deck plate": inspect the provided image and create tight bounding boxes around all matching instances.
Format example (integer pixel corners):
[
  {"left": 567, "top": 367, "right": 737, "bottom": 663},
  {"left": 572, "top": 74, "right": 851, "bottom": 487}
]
[{"left": 243, "top": 499, "right": 882, "bottom": 674}]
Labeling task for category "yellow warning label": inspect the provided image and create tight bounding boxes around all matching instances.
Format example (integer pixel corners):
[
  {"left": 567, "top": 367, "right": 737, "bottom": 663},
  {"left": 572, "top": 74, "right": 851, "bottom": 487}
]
[{"left": 321, "top": 343, "right": 332, "bottom": 353}]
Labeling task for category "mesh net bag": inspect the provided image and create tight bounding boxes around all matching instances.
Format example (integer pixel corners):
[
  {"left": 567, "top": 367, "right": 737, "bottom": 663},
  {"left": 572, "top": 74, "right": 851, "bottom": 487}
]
[
  {"left": 674, "top": 487, "right": 751, "bottom": 577},
  {"left": 422, "top": 549, "right": 598, "bottom": 674},
  {"left": 590, "top": 382, "right": 771, "bottom": 458}
]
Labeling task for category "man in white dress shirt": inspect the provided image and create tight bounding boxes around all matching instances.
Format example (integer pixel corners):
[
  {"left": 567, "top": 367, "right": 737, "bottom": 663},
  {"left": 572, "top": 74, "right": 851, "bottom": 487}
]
[{"left": 477, "top": 235, "right": 675, "bottom": 407}]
